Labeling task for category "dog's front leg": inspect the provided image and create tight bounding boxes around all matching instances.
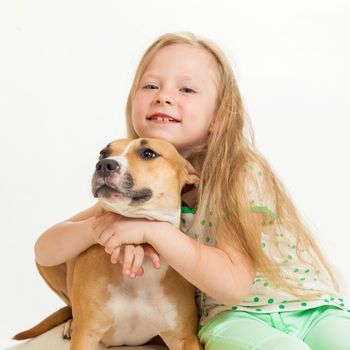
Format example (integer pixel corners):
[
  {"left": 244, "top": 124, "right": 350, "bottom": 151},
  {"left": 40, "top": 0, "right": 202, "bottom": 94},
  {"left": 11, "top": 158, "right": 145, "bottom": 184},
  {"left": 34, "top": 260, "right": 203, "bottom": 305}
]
[
  {"left": 70, "top": 331, "right": 101, "bottom": 350},
  {"left": 159, "top": 331, "right": 203, "bottom": 350},
  {"left": 69, "top": 312, "right": 113, "bottom": 350},
  {"left": 69, "top": 247, "right": 115, "bottom": 350}
]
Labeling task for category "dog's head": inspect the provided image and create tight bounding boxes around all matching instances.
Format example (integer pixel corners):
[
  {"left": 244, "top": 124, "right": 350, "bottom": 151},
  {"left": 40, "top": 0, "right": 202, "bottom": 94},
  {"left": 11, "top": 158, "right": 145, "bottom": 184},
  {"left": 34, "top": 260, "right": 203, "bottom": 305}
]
[{"left": 91, "top": 138, "right": 199, "bottom": 224}]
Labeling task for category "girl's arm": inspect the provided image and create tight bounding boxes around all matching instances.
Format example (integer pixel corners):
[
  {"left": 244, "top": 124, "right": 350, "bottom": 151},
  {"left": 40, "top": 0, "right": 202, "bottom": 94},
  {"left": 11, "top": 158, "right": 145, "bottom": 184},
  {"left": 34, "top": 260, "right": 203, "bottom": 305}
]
[
  {"left": 98, "top": 212, "right": 261, "bottom": 307},
  {"left": 34, "top": 203, "right": 161, "bottom": 273},
  {"left": 147, "top": 222, "right": 257, "bottom": 307},
  {"left": 34, "top": 203, "right": 103, "bottom": 266}
]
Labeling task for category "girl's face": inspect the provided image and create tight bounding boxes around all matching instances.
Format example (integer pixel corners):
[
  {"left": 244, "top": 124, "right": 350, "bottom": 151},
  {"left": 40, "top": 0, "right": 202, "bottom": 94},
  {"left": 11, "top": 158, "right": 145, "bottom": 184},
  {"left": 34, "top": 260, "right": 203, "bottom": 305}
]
[{"left": 131, "top": 44, "right": 219, "bottom": 155}]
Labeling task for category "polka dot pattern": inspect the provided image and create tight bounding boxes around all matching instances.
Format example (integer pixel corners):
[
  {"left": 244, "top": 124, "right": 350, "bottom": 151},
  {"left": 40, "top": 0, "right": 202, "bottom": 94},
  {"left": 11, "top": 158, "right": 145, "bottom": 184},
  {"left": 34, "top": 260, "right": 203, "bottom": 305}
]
[{"left": 179, "top": 165, "right": 349, "bottom": 326}]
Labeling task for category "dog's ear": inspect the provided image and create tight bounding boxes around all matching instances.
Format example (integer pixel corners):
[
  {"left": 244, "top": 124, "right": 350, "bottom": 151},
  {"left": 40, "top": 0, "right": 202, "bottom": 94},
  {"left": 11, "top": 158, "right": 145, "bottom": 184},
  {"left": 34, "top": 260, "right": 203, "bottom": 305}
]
[{"left": 182, "top": 159, "right": 200, "bottom": 186}]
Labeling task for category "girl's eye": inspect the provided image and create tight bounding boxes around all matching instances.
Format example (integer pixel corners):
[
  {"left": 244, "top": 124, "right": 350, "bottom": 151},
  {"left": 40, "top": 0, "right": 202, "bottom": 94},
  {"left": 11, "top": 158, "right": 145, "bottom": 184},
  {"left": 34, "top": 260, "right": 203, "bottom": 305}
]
[
  {"left": 143, "top": 84, "right": 158, "bottom": 90},
  {"left": 180, "top": 87, "right": 196, "bottom": 94}
]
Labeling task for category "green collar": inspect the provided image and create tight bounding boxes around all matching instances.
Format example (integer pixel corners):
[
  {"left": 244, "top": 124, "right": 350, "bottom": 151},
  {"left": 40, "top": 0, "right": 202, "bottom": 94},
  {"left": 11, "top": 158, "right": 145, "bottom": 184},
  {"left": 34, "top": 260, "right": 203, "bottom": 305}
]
[{"left": 181, "top": 204, "right": 197, "bottom": 214}]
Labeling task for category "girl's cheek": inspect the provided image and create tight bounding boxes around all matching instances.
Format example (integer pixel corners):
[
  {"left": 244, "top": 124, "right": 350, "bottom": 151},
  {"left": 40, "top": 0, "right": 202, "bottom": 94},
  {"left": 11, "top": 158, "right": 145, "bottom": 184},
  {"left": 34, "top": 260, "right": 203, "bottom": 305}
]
[{"left": 132, "top": 96, "right": 146, "bottom": 115}]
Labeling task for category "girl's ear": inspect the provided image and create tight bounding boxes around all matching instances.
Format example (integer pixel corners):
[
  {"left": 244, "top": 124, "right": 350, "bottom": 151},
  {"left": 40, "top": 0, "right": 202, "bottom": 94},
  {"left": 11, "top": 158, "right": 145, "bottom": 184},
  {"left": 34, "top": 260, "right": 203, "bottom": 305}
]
[{"left": 182, "top": 159, "right": 200, "bottom": 186}]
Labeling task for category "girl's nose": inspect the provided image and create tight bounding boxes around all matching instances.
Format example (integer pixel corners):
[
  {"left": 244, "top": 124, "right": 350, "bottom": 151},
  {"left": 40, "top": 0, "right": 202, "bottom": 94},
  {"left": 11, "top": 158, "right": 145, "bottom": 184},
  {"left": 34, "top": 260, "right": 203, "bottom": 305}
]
[
  {"left": 156, "top": 98, "right": 172, "bottom": 105},
  {"left": 154, "top": 90, "right": 174, "bottom": 106}
]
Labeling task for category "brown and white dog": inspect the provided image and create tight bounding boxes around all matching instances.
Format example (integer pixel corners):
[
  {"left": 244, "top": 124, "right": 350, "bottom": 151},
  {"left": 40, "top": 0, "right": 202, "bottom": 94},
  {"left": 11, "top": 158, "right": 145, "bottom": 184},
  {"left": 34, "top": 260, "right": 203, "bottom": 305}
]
[{"left": 14, "top": 138, "right": 202, "bottom": 350}]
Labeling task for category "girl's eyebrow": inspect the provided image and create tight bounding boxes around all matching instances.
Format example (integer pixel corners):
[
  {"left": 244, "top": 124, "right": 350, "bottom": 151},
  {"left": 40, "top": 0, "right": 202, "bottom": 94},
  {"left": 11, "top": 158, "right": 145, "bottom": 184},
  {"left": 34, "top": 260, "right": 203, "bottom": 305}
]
[
  {"left": 141, "top": 73, "right": 159, "bottom": 80},
  {"left": 142, "top": 72, "right": 195, "bottom": 82}
]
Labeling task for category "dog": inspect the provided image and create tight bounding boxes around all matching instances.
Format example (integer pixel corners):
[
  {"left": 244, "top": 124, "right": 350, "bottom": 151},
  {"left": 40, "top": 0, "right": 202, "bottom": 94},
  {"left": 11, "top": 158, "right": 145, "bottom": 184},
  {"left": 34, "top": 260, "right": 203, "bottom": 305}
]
[{"left": 14, "top": 137, "right": 202, "bottom": 350}]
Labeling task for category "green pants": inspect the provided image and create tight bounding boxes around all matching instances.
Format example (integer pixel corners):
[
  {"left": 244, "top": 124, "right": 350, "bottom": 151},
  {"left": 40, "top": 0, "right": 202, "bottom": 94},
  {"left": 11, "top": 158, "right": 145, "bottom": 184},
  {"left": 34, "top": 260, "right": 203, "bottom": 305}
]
[{"left": 198, "top": 306, "right": 350, "bottom": 349}]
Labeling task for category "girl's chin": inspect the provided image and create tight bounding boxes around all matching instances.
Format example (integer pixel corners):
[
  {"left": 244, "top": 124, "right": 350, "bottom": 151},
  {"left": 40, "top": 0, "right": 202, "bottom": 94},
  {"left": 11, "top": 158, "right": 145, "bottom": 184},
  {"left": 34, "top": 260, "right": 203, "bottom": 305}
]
[
  {"left": 142, "top": 131, "right": 178, "bottom": 143},
  {"left": 136, "top": 127, "right": 193, "bottom": 151},
  {"left": 141, "top": 133, "right": 186, "bottom": 151}
]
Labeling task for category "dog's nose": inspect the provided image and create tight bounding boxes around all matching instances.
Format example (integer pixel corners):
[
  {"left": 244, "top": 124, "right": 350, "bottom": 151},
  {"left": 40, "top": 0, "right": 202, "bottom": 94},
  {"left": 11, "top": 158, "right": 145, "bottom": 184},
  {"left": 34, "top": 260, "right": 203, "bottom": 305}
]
[{"left": 95, "top": 159, "right": 120, "bottom": 176}]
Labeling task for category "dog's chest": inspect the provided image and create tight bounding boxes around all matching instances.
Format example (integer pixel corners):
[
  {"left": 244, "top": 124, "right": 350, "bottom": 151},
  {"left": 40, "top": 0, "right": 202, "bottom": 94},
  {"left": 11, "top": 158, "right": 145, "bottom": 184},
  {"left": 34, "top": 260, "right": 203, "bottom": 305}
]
[{"left": 102, "top": 261, "right": 177, "bottom": 346}]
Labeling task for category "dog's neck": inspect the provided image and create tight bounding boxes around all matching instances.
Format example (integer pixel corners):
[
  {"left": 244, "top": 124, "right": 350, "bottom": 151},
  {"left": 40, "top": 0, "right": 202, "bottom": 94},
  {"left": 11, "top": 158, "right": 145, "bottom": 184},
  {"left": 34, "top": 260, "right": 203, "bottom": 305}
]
[
  {"left": 100, "top": 187, "right": 199, "bottom": 229},
  {"left": 100, "top": 202, "right": 181, "bottom": 228},
  {"left": 127, "top": 208, "right": 181, "bottom": 228}
]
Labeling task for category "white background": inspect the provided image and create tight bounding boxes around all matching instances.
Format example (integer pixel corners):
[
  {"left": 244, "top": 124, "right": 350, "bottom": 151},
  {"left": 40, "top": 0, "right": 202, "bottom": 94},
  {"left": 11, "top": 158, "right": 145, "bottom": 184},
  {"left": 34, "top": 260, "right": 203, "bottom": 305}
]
[{"left": 1, "top": 0, "right": 349, "bottom": 347}]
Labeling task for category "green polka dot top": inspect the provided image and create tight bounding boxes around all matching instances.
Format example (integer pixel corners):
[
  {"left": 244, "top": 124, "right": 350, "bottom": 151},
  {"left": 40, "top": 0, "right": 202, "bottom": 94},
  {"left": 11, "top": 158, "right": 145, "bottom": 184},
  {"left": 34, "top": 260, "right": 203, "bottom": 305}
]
[{"left": 180, "top": 164, "right": 349, "bottom": 327}]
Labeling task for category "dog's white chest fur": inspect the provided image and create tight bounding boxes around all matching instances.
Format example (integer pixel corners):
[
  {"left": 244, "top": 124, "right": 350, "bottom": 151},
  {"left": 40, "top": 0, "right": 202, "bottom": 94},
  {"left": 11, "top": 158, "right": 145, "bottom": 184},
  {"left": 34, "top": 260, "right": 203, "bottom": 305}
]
[{"left": 102, "top": 260, "right": 177, "bottom": 346}]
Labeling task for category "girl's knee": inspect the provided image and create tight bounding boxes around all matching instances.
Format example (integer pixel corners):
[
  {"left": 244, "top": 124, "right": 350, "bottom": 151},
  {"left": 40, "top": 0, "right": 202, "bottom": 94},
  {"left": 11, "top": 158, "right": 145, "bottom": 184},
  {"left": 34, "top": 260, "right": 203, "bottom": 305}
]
[
  {"left": 304, "top": 314, "right": 350, "bottom": 350},
  {"left": 254, "top": 335, "right": 310, "bottom": 350}
]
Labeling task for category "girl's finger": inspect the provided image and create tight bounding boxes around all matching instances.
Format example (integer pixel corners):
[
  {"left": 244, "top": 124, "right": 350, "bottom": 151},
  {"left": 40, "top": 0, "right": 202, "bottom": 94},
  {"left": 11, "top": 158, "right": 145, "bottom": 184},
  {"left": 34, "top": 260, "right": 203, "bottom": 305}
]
[
  {"left": 93, "top": 212, "right": 115, "bottom": 229},
  {"left": 136, "top": 266, "right": 144, "bottom": 276},
  {"left": 122, "top": 245, "right": 135, "bottom": 276},
  {"left": 92, "top": 214, "right": 117, "bottom": 243},
  {"left": 99, "top": 226, "right": 116, "bottom": 246},
  {"left": 150, "top": 254, "right": 161, "bottom": 269},
  {"left": 99, "top": 216, "right": 124, "bottom": 247},
  {"left": 116, "top": 245, "right": 125, "bottom": 262},
  {"left": 130, "top": 245, "right": 145, "bottom": 278},
  {"left": 144, "top": 245, "right": 161, "bottom": 269},
  {"left": 104, "top": 232, "right": 122, "bottom": 254},
  {"left": 110, "top": 246, "right": 121, "bottom": 264}
]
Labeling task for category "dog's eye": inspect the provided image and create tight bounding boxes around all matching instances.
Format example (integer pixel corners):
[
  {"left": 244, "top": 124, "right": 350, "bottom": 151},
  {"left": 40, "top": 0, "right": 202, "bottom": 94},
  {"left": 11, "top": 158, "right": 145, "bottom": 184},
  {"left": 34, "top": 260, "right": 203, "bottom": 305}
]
[
  {"left": 141, "top": 148, "right": 159, "bottom": 160},
  {"left": 99, "top": 145, "right": 110, "bottom": 160}
]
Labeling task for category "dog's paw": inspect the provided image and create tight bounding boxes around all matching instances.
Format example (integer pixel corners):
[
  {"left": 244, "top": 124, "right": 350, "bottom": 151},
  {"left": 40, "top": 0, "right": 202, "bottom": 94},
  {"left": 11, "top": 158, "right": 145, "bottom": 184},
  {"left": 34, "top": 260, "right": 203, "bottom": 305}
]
[{"left": 62, "top": 318, "right": 73, "bottom": 340}]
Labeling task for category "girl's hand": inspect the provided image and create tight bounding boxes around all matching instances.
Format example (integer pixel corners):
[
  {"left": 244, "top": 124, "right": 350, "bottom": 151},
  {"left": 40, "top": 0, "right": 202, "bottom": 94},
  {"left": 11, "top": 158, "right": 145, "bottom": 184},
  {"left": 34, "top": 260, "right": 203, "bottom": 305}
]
[
  {"left": 91, "top": 212, "right": 161, "bottom": 278},
  {"left": 112, "top": 244, "right": 161, "bottom": 279},
  {"left": 91, "top": 212, "right": 149, "bottom": 247}
]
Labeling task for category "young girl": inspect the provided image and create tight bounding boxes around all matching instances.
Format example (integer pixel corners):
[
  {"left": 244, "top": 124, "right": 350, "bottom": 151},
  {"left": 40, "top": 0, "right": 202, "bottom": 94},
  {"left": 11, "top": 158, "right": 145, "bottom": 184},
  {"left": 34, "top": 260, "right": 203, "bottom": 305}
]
[{"left": 35, "top": 32, "right": 350, "bottom": 349}]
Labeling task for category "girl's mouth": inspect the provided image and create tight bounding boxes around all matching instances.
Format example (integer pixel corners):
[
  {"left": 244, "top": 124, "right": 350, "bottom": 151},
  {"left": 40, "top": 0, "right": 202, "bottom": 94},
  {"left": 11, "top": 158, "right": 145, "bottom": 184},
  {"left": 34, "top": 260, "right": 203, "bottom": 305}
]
[
  {"left": 147, "top": 117, "right": 179, "bottom": 124},
  {"left": 146, "top": 113, "right": 180, "bottom": 124}
]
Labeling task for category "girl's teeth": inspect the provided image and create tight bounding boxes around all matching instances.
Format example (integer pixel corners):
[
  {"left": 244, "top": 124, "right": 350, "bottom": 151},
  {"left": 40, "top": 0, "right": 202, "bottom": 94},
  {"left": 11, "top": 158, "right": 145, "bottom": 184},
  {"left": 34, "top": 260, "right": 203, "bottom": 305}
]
[{"left": 152, "top": 117, "right": 175, "bottom": 121}]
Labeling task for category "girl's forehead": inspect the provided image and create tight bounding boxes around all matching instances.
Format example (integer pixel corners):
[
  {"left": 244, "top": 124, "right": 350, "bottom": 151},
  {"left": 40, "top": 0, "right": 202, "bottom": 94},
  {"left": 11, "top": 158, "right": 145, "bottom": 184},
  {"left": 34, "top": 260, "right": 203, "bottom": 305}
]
[{"left": 143, "top": 44, "right": 218, "bottom": 81}]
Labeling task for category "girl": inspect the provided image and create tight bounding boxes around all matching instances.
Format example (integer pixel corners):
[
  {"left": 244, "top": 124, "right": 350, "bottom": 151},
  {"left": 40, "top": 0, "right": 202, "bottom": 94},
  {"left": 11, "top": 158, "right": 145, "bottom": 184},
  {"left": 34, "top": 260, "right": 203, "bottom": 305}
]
[{"left": 35, "top": 32, "right": 350, "bottom": 349}]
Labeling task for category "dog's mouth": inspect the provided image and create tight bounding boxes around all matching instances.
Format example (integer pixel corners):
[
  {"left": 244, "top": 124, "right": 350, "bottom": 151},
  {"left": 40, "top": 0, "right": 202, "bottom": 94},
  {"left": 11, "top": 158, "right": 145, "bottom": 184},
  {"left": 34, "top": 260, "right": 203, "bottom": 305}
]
[
  {"left": 92, "top": 181, "right": 153, "bottom": 205},
  {"left": 93, "top": 184, "right": 124, "bottom": 199}
]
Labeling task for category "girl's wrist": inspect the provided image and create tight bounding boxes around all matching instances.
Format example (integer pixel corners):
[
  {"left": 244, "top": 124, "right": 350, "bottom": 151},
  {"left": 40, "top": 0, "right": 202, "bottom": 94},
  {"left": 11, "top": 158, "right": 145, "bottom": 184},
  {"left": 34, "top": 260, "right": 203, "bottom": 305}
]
[
  {"left": 81, "top": 217, "right": 98, "bottom": 247},
  {"left": 145, "top": 221, "right": 177, "bottom": 248}
]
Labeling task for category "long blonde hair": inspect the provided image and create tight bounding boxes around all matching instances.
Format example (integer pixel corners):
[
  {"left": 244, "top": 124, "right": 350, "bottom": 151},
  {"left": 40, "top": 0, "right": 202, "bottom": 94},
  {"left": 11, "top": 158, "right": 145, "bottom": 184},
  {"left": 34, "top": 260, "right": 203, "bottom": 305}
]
[{"left": 125, "top": 32, "right": 339, "bottom": 299}]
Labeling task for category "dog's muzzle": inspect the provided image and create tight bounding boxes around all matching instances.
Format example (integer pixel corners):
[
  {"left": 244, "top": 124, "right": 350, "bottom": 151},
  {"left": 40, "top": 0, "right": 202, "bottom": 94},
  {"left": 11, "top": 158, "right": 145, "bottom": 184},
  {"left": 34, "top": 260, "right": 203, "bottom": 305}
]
[
  {"left": 91, "top": 159, "right": 122, "bottom": 198},
  {"left": 91, "top": 159, "right": 153, "bottom": 205}
]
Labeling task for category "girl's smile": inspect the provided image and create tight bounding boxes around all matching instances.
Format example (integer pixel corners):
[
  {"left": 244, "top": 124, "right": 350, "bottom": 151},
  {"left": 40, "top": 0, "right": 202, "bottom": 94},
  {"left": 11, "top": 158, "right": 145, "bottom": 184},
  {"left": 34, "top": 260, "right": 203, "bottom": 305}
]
[{"left": 146, "top": 112, "right": 181, "bottom": 124}]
